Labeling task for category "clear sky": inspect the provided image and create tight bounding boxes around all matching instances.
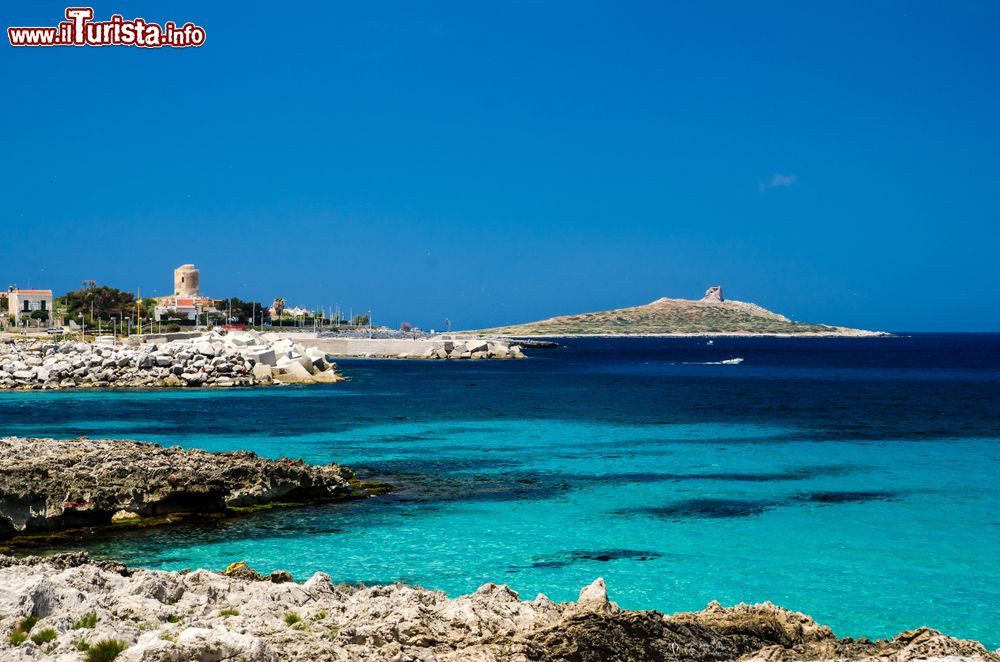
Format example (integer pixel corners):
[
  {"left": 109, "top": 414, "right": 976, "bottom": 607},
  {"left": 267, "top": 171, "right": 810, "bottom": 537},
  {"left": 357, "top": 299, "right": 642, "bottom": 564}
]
[{"left": 3, "top": 1, "right": 998, "bottom": 331}]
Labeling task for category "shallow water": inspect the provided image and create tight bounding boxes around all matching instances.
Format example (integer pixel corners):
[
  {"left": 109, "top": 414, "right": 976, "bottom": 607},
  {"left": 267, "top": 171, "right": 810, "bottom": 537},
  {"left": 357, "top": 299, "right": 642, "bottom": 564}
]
[{"left": 2, "top": 334, "right": 999, "bottom": 646}]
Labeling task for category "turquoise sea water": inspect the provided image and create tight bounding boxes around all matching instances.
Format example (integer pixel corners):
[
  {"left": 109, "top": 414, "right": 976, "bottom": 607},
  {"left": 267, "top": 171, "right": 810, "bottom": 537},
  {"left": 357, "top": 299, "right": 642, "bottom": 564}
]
[{"left": 1, "top": 335, "right": 998, "bottom": 646}]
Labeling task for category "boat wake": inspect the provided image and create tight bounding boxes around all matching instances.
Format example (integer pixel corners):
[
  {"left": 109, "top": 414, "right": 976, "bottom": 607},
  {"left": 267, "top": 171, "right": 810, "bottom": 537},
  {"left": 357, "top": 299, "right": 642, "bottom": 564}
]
[{"left": 682, "top": 357, "right": 744, "bottom": 365}]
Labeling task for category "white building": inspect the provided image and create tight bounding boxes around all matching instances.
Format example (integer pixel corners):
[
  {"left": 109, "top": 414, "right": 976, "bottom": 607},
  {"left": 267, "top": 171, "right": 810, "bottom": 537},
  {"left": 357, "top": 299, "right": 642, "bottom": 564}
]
[
  {"left": 8, "top": 288, "right": 54, "bottom": 327},
  {"left": 154, "top": 295, "right": 215, "bottom": 322}
]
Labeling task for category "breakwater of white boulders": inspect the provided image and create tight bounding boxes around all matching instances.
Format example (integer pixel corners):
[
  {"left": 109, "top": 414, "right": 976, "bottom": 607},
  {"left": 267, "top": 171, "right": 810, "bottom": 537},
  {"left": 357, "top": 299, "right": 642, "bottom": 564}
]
[
  {"left": 0, "top": 331, "right": 342, "bottom": 390},
  {"left": 420, "top": 338, "right": 526, "bottom": 360},
  {"left": 301, "top": 336, "right": 527, "bottom": 360}
]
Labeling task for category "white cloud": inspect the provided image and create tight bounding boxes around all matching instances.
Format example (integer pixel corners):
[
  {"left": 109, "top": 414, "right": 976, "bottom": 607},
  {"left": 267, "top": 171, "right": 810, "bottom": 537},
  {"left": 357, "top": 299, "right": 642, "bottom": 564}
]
[{"left": 758, "top": 173, "right": 797, "bottom": 192}]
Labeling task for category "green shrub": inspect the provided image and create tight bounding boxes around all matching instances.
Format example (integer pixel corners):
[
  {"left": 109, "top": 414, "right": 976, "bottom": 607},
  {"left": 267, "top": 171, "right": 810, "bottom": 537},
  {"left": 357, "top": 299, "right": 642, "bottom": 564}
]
[
  {"left": 84, "top": 638, "right": 127, "bottom": 662},
  {"left": 166, "top": 614, "right": 181, "bottom": 623},
  {"left": 30, "top": 627, "right": 57, "bottom": 645},
  {"left": 8, "top": 616, "right": 40, "bottom": 646},
  {"left": 17, "top": 616, "right": 38, "bottom": 633},
  {"left": 73, "top": 612, "right": 98, "bottom": 629},
  {"left": 219, "top": 608, "right": 239, "bottom": 618},
  {"left": 283, "top": 611, "right": 301, "bottom": 626},
  {"left": 74, "top": 639, "right": 91, "bottom": 651}
]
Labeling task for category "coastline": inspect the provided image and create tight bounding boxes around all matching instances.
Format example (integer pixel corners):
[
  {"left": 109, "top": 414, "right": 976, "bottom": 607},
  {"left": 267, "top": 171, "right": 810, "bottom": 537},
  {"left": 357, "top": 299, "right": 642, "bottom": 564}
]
[
  {"left": 0, "top": 553, "right": 995, "bottom": 661},
  {"left": 471, "top": 330, "right": 893, "bottom": 339}
]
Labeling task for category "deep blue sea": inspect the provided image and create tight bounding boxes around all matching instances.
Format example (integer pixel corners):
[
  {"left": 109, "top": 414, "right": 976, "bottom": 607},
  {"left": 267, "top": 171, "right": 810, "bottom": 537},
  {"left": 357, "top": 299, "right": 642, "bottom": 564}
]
[{"left": 2, "top": 334, "right": 999, "bottom": 647}]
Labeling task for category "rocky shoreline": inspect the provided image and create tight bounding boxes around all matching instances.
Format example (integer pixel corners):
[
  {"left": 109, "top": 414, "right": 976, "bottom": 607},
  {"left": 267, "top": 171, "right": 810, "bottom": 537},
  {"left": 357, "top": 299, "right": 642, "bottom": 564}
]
[
  {"left": 0, "top": 331, "right": 343, "bottom": 390},
  {"left": 0, "top": 437, "right": 355, "bottom": 541},
  {"left": 0, "top": 553, "right": 995, "bottom": 661}
]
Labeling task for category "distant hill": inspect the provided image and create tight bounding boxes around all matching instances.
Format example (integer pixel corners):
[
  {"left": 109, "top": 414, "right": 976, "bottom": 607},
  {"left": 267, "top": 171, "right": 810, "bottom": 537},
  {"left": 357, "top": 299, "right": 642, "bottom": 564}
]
[{"left": 474, "top": 287, "right": 884, "bottom": 337}]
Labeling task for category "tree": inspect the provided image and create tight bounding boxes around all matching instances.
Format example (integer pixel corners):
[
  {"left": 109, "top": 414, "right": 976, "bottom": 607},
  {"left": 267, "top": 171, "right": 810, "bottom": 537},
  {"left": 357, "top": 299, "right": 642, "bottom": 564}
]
[
  {"left": 217, "top": 297, "right": 266, "bottom": 324},
  {"left": 30, "top": 310, "right": 49, "bottom": 326},
  {"left": 353, "top": 314, "right": 369, "bottom": 326},
  {"left": 140, "top": 298, "right": 158, "bottom": 319},
  {"left": 400, "top": 321, "right": 412, "bottom": 332},
  {"left": 272, "top": 298, "right": 285, "bottom": 317},
  {"left": 57, "top": 285, "right": 136, "bottom": 323}
]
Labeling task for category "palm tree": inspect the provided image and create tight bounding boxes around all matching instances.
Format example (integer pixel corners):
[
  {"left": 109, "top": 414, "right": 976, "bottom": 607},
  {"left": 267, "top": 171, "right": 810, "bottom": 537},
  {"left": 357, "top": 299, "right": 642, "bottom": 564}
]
[{"left": 272, "top": 298, "right": 285, "bottom": 327}]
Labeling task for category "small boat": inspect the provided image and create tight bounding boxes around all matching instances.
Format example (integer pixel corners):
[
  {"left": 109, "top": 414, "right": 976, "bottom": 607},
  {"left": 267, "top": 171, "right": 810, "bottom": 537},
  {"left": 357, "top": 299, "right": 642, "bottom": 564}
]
[
  {"left": 719, "top": 357, "right": 743, "bottom": 365},
  {"left": 706, "top": 340, "right": 714, "bottom": 345}
]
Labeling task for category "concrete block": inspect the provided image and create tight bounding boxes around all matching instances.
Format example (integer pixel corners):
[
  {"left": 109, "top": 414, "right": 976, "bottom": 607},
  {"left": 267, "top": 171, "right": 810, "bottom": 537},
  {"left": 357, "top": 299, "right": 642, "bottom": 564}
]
[{"left": 275, "top": 360, "right": 314, "bottom": 383}]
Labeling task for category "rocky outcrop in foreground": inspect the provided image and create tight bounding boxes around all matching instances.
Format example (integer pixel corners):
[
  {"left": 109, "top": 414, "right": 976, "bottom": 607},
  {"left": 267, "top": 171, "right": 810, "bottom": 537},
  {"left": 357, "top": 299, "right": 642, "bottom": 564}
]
[
  {"left": 0, "top": 437, "right": 354, "bottom": 539},
  {"left": 0, "top": 553, "right": 994, "bottom": 662},
  {"left": 0, "top": 330, "right": 343, "bottom": 389}
]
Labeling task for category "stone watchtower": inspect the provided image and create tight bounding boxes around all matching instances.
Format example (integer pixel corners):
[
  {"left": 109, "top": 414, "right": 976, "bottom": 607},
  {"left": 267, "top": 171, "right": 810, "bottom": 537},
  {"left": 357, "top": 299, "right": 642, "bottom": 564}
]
[
  {"left": 174, "top": 264, "right": 200, "bottom": 297},
  {"left": 701, "top": 286, "right": 724, "bottom": 303}
]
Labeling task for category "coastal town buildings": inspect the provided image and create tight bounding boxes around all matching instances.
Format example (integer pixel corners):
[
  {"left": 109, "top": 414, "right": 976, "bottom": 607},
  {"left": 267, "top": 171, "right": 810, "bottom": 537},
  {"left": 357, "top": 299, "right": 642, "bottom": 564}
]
[
  {"left": 7, "top": 287, "right": 53, "bottom": 327},
  {"left": 271, "top": 305, "right": 311, "bottom": 318},
  {"left": 154, "top": 295, "right": 216, "bottom": 321}
]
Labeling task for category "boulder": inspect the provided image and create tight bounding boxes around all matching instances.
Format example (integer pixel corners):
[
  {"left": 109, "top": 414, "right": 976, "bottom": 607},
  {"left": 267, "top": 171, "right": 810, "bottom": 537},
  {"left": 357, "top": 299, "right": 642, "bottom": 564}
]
[
  {"left": 274, "top": 361, "right": 313, "bottom": 384},
  {"left": 195, "top": 342, "right": 216, "bottom": 357},
  {"left": 251, "top": 364, "right": 273, "bottom": 381}
]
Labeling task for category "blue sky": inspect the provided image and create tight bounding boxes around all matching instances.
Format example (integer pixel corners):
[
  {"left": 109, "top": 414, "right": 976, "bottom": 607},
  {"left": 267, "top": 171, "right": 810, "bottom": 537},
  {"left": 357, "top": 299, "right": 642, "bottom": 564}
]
[{"left": 3, "top": 1, "right": 998, "bottom": 331}]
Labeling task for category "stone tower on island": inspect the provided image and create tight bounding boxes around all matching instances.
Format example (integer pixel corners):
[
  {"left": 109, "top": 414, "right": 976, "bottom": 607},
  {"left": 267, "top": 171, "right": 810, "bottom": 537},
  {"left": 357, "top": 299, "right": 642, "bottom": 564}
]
[
  {"left": 701, "top": 286, "right": 724, "bottom": 303},
  {"left": 174, "top": 264, "right": 200, "bottom": 297}
]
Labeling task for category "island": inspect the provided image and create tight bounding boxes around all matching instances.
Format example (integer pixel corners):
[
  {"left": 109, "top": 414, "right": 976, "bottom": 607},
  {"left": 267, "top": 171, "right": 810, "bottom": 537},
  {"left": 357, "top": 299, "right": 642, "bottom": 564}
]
[{"left": 475, "top": 287, "right": 887, "bottom": 337}]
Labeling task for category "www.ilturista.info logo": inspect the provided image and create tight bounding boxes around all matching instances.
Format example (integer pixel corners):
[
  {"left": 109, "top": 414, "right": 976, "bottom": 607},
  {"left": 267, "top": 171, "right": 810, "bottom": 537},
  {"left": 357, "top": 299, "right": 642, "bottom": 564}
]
[{"left": 8, "top": 7, "right": 206, "bottom": 48}]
